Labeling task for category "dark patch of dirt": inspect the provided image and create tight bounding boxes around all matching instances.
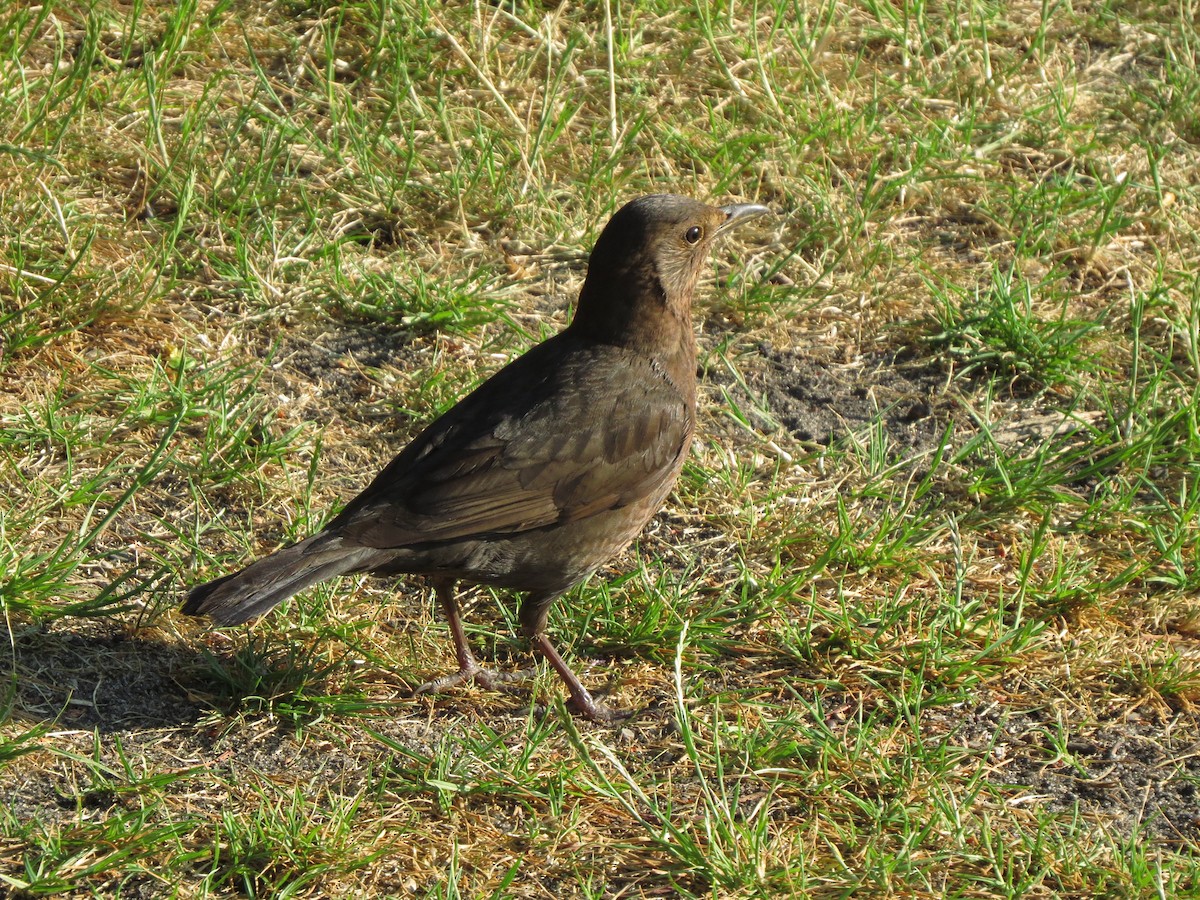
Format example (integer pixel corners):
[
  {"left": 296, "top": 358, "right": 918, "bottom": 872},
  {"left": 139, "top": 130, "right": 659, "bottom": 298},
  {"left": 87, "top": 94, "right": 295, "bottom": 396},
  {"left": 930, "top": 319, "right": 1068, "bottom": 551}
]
[
  {"left": 713, "top": 342, "right": 956, "bottom": 454},
  {"left": 5, "top": 618, "right": 207, "bottom": 733},
  {"left": 930, "top": 702, "right": 1200, "bottom": 845},
  {"left": 713, "top": 339, "right": 1108, "bottom": 469},
  {"left": 272, "top": 324, "right": 430, "bottom": 424}
]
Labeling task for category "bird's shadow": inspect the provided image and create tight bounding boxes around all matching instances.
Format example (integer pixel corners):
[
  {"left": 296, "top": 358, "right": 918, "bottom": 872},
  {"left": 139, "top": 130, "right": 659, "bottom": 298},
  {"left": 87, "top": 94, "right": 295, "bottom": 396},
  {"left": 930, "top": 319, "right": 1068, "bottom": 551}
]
[{"left": 2, "top": 618, "right": 212, "bottom": 734}]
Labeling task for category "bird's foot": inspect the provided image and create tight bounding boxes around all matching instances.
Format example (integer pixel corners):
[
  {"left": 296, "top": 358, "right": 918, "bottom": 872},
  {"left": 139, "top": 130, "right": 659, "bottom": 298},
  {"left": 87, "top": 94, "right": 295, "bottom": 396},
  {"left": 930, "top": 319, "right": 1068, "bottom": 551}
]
[
  {"left": 414, "top": 664, "right": 536, "bottom": 696},
  {"left": 565, "top": 690, "right": 632, "bottom": 724},
  {"left": 525, "top": 694, "right": 631, "bottom": 723}
]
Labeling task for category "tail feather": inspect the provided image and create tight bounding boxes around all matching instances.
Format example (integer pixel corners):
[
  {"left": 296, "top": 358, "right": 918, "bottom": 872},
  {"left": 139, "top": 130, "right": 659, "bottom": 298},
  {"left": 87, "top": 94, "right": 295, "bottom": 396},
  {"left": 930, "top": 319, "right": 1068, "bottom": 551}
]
[{"left": 183, "top": 534, "right": 384, "bottom": 625}]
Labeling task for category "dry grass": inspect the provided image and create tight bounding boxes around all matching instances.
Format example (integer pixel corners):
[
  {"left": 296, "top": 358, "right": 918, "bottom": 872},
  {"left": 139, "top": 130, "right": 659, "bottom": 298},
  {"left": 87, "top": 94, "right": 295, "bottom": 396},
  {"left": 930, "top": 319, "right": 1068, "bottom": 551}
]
[{"left": 3, "top": 0, "right": 1200, "bottom": 896}]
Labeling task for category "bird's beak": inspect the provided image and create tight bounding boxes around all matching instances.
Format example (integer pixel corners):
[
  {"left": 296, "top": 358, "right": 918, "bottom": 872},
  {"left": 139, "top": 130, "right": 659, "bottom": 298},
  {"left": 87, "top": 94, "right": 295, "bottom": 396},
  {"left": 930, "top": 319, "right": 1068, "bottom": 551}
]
[{"left": 717, "top": 203, "right": 771, "bottom": 235}]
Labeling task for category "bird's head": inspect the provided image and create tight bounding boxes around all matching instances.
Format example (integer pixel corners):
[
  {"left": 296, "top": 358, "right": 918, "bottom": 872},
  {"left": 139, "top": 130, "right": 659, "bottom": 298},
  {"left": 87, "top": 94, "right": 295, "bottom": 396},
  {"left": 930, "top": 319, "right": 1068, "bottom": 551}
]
[{"left": 571, "top": 194, "right": 768, "bottom": 351}]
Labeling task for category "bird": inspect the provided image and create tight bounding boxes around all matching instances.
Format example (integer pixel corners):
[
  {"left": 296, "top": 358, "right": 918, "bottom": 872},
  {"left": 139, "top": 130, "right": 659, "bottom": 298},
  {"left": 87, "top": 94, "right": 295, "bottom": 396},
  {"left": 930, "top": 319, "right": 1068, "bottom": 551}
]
[{"left": 183, "top": 194, "right": 769, "bottom": 721}]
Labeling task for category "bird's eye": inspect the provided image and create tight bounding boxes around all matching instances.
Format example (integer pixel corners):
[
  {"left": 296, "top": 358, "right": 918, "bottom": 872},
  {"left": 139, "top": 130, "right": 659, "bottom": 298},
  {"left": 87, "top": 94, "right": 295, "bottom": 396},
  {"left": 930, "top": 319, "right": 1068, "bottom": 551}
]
[{"left": 684, "top": 225, "right": 703, "bottom": 244}]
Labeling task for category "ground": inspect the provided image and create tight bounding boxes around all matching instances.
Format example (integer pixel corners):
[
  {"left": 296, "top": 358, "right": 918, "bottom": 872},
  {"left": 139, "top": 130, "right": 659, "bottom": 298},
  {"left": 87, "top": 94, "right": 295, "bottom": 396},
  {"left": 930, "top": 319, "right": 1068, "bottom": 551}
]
[{"left": 2, "top": 1, "right": 1200, "bottom": 897}]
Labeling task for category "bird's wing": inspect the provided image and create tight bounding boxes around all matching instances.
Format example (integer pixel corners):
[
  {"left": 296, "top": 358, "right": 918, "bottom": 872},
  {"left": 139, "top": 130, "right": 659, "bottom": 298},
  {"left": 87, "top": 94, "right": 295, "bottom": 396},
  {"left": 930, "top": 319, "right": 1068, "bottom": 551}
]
[{"left": 332, "top": 341, "right": 691, "bottom": 549}]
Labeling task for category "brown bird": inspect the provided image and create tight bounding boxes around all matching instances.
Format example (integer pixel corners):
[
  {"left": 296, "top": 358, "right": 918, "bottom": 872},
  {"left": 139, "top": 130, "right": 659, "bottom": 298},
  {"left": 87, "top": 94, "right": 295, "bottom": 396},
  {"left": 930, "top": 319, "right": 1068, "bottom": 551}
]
[{"left": 183, "top": 194, "right": 768, "bottom": 721}]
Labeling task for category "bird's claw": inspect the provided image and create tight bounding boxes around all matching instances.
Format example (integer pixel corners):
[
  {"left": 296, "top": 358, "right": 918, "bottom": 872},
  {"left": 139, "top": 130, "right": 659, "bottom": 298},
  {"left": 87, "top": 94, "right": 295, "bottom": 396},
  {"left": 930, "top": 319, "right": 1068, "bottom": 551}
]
[
  {"left": 414, "top": 664, "right": 536, "bottom": 696},
  {"left": 567, "top": 692, "right": 631, "bottom": 724}
]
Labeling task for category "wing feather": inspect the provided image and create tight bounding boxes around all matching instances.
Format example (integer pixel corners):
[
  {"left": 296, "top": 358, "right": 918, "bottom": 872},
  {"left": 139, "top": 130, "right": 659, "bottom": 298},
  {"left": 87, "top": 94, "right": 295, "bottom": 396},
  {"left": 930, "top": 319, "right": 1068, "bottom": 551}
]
[{"left": 331, "top": 337, "right": 691, "bottom": 550}]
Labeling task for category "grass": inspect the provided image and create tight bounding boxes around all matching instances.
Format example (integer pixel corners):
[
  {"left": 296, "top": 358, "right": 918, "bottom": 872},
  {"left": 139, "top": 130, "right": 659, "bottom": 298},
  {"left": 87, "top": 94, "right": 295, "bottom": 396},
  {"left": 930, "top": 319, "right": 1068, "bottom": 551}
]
[{"left": 2, "top": 0, "right": 1200, "bottom": 896}]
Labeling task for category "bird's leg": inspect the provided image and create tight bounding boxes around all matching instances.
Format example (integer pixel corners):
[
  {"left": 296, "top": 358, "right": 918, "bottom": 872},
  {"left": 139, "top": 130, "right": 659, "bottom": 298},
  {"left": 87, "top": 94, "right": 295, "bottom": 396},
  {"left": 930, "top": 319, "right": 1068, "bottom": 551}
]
[
  {"left": 520, "top": 594, "right": 618, "bottom": 723},
  {"left": 415, "top": 577, "right": 528, "bottom": 696}
]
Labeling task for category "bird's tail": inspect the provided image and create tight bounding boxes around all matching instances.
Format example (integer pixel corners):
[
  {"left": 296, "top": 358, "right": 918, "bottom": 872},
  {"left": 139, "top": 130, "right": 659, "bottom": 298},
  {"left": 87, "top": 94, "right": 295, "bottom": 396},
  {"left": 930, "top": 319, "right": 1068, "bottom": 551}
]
[{"left": 182, "top": 533, "right": 385, "bottom": 625}]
